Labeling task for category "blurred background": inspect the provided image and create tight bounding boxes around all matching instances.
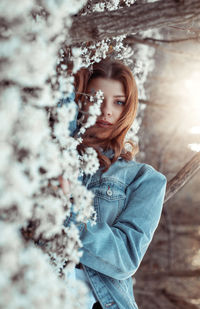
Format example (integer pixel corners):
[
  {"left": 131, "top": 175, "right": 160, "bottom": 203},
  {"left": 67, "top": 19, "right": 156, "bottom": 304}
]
[{"left": 134, "top": 25, "right": 200, "bottom": 309}]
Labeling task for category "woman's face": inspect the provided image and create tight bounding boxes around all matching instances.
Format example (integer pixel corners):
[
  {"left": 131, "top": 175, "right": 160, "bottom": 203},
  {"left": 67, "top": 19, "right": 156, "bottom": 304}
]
[{"left": 86, "top": 78, "right": 126, "bottom": 128}]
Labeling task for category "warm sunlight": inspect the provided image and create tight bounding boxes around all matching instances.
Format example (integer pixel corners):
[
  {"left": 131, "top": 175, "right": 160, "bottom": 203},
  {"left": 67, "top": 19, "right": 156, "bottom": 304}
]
[{"left": 183, "top": 74, "right": 200, "bottom": 153}]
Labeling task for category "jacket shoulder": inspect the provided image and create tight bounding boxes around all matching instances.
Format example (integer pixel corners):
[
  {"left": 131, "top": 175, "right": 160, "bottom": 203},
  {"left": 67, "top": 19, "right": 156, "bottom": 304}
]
[{"left": 106, "top": 159, "right": 167, "bottom": 187}]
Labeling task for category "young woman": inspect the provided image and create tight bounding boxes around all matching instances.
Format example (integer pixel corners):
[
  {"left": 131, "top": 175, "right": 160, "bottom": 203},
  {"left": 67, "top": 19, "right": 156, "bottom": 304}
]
[{"left": 62, "top": 59, "right": 167, "bottom": 309}]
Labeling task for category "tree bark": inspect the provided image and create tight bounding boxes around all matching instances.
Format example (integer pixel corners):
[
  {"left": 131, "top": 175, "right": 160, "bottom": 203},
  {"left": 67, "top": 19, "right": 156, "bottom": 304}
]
[
  {"left": 69, "top": 0, "right": 200, "bottom": 44},
  {"left": 164, "top": 152, "right": 200, "bottom": 203}
]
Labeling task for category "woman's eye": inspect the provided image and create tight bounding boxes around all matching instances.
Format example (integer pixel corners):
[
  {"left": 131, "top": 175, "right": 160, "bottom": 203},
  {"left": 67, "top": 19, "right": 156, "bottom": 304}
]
[{"left": 115, "top": 101, "right": 125, "bottom": 106}]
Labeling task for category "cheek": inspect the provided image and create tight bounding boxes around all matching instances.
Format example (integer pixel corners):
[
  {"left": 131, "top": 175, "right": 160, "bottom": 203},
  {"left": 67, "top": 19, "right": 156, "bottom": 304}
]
[{"left": 115, "top": 108, "right": 123, "bottom": 121}]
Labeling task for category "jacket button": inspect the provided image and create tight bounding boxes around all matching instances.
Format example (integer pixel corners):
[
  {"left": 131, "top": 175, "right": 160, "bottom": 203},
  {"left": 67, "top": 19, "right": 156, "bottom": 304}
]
[{"left": 107, "top": 188, "right": 113, "bottom": 196}]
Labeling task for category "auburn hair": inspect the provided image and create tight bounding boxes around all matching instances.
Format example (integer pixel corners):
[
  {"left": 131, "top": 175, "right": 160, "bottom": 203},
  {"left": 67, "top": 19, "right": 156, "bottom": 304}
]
[{"left": 74, "top": 59, "right": 139, "bottom": 171}]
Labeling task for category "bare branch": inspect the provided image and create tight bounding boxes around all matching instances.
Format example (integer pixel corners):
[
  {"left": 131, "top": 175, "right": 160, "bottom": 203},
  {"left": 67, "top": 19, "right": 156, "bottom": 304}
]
[
  {"left": 164, "top": 152, "right": 200, "bottom": 203},
  {"left": 69, "top": 0, "right": 200, "bottom": 44},
  {"left": 145, "top": 36, "right": 198, "bottom": 44},
  {"left": 168, "top": 24, "right": 200, "bottom": 34},
  {"left": 125, "top": 36, "right": 200, "bottom": 60},
  {"left": 125, "top": 35, "right": 200, "bottom": 45}
]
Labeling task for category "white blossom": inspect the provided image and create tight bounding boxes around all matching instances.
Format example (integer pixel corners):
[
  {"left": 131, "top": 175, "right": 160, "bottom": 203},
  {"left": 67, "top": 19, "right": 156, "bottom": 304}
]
[
  {"left": 81, "top": 40, "right": 110, "bottom": 67},
  {"left": 80, "top": 147, "right": 100, "bottom": 175},
  {"left": 0, "top": 0, "right": 34, "bottom": 19},
  {"left": 0, "top": 87, "right": 21, "bottom": 139},
  {"left": 33, "top": 195, "right": 65, "bottom": 238},
  {"left": 0, "top": 231, "right": 88, "bottom": 309},
  {"left": 79, "top": 90, "right": 103, "bottom": 133},
  {"left": 92, "top": 0, "right": 136, "bottom": 12},
  {"left": 15, "top": 105, "right": 50, "bottom": 154},
  {"left": 72, "top": 47, "right": 83, "bottom": 73},
  {"left": 93, "top": 2, "right": 106, "bottom": 12},
  {"left": 72, "top": 184, "right": 95, "bottom": 223},
  {"left": 124, "top": 0, "right": 136, "bottom": 6},
  {"left": 0, "top": 1, "right": 93, "bottom": 308}
]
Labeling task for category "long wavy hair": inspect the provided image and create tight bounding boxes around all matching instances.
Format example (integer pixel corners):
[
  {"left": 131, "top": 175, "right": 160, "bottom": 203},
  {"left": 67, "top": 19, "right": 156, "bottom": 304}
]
[{"left": 74, "top": 59, "right": 138, "bottom": 171}]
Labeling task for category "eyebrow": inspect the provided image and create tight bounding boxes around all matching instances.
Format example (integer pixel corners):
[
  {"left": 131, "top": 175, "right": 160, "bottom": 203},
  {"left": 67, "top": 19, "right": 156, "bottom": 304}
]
[{"left": 113, "top": 95, "right": 126, "bottom": 98}]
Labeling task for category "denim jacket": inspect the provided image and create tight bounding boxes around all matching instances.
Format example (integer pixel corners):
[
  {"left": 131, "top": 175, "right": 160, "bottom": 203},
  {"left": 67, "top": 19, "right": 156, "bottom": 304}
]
[{"left": 61, "top": 97, "right": 167, "bottom": 309}]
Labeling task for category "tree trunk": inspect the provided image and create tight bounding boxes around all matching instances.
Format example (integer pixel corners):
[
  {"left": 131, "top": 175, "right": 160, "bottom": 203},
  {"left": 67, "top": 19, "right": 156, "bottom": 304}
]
[
  {"left": 164, "top": 152, "right": 200, "bottom": 203},
  {"left": 69, "top": 0, "right": 200, "bottom": 44}
]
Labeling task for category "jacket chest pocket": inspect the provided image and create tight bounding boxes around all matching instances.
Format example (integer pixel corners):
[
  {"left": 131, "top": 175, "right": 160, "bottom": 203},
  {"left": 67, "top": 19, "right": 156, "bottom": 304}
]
[{"left": 89, "top": 181, "right": 126, "bottom": 225}]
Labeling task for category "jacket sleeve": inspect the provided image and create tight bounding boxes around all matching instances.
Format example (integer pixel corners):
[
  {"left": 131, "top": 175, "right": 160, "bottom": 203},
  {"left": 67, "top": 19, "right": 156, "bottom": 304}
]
[{"left": 79, "top": 167, "right": 167, "bottom": 280}]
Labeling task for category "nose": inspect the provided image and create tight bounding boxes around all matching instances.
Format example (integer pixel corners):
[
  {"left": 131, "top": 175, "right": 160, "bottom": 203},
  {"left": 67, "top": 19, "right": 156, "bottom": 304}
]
[{"left": 101, "top": 100, "right": 112, "bottom": 117}]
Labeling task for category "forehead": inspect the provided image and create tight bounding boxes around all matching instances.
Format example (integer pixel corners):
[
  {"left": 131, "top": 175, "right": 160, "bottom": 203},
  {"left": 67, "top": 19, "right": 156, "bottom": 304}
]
[{"left": 87, "top": 78, "right": 125, "bottom": 96}]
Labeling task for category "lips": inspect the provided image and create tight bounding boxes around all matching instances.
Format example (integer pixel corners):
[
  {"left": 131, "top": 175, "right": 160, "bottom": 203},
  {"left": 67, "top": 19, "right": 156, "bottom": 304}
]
[{"left": 96, "top": 120, "right": 112, "bottom": 128}]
